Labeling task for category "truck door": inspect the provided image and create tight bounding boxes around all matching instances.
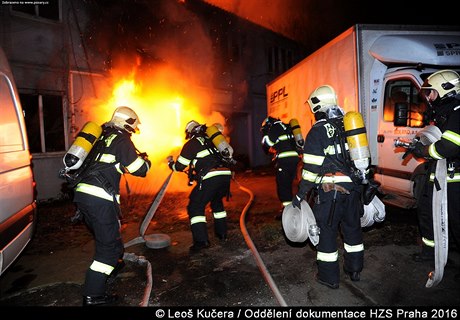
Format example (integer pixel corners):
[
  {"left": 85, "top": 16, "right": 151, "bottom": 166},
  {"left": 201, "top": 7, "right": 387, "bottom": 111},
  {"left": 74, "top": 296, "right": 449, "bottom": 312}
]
[{"left": 377, "top": 77, "right": 428, "bottom": 200}]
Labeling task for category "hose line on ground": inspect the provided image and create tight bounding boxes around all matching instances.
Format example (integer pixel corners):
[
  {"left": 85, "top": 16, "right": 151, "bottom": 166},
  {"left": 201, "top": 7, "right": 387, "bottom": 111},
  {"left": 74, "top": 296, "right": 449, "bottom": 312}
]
[{"left": 236, "top": 179, "right": 288, "bottom": 307}]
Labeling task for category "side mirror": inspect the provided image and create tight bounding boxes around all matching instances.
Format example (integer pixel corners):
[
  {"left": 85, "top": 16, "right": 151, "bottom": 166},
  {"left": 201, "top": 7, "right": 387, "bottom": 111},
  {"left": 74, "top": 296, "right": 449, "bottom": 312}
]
[{"left": 393, "top": 102, "right": 408, "bottom": 127}]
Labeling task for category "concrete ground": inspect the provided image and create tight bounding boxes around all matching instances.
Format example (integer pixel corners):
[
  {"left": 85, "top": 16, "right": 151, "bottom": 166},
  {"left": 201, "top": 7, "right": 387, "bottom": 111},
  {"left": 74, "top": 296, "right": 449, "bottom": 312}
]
[{"left": 0, "top": 171, "right": 459, "bottom": 313}]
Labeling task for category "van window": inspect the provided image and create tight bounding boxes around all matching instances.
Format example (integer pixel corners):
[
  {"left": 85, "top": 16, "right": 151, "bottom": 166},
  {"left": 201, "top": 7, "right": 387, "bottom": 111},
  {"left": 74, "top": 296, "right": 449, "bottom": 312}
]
[
  {"left": 0, "top": 74, "right": 24, "bottom": 153},
  {"left": 21, "top": 93, "right": 65, "bottom": 153},
  {"left": 383, "top": 79, "right": 427, "bottom": 127}
]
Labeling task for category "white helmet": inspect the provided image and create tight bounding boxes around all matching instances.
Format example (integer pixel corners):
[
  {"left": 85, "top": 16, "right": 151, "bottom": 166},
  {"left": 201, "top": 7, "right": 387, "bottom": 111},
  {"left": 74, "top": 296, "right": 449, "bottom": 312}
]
[
  {"left": 109, "top": 106, "right": 140, "bottom": 133},
  {"left": 421, "top": 69, "right": 460, "bottom": 100},
  {"left": 306, "top": 85, "right": 338, "bottom": 113},
  {"left": 185, "top": 120, "right": 202, "bottom": 139}
]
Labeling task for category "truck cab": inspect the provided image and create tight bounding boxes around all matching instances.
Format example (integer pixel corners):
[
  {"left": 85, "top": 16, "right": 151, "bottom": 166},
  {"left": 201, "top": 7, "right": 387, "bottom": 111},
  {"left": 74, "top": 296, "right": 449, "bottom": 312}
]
[{"left": 368, "top": 39, "right": 460, "bottom": 208}]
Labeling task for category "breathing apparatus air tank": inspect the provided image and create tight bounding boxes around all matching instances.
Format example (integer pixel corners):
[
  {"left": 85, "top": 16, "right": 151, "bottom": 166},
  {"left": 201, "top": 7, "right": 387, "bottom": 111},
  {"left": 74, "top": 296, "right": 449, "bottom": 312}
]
[
  {"left": 289, "top": 118, "right": 304, "bottom": 148},
  {"left": 343, "top": 111, "right": 370, "bottom": 183},
  {"left": 63, "top": 121, "right": 102, "bottom": 171},
  {"left": 205, "top": 124, "right": 234, "bottom": 159}
]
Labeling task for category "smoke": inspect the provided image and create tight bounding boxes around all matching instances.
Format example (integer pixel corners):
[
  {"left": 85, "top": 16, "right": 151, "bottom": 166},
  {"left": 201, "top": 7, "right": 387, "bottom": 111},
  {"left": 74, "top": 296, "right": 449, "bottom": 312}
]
[
  {"left": 79, "top": 0, "right": 227, "bottom": 196},
  {"left": 203, "top": 0, "right": 455, "bottom": 53},
  {"left": 202, "top": 0, "right": 354, "bottom": 51},
  {"left": 84, "top": 0, "right": 215, "bottom": 85}
]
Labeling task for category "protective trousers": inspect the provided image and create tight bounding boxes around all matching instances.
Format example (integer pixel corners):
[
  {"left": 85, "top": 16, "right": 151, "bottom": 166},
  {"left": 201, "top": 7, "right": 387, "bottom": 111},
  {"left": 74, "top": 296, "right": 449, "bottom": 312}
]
[
  {"left": 417, "top": 179, "right": 460, "bottom": 255},
  {"left": 77, "top": 201, "right": 124, "bottom": 297},
  {"left": 275, "top": 156, "right": 300, "bottom": 206},
  {"left": 313, "top": 187, "right": 364, "bottom": 284},
  {"left": 187, "top": 175, "right": 231, "bottom": 243}
]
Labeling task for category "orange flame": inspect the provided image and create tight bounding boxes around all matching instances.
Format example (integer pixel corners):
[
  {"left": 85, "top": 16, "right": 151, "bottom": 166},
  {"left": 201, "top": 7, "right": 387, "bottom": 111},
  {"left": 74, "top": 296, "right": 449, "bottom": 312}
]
[{"left": 83, "top": 64, "right": 225, "bottom": 196}]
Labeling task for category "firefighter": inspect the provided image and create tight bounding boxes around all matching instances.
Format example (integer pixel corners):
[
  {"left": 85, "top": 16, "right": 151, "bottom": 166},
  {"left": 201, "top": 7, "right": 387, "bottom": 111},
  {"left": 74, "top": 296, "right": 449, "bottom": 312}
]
[
  {"left": 73, "top": 106, "right": 151, "bottom": 306},
  {"left": 260, "top": 116, "right": 302, "bottom": 219},
  {"left": 292, "top": 85, "right": 365, "bottom": 289},
  {"left": 411, "top": 70, "right": 460, "bottom": 263},
  {"left": 168, "top": 120, "right": 232, "bottom": 253}
]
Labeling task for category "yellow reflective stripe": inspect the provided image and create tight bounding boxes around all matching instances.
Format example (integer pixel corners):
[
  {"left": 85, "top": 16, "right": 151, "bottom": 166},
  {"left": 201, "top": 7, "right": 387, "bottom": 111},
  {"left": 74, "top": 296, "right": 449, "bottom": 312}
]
[
  {"left": 429, "top": 172, "right": 460, "bottom": 183},
  {"left": 75, "top": 183, "right": 120, "bottom": 203},
  {"left": 196, "top": 149, "right": 211, "bottom": 158},
  {"left": 99, "top": 154, "right": 116, "bottom": 163},
  {"left": 323, "top": 143, "right": 347, "bottom": 155},
  {"left": 422, "top": 237, "right": 435, "bottom": 248},
  {"left": 429, "top": 144, "right": 443, "bottom": 160},
  {"left": 191, "top": 215, "right": 206, "bottom": 225},
  {"left": 318, "top": 175, "right": 352, "bottom": 183},
  {"left": 302, "top": 169, "right": 318, "bottom": 182},
  {"left": 278, "top": 134, "right": 290, "bottom": 141},
  {"left": 262, "top": 135, "right": 275, "bottom": 147},
  {"left": 344, "top": 243, "right": 364, "bottom": 253},
  {"left": 213, "top": 211, "right": 227, "bottom": 219},
  {"left": 106, "top": 134, "right": 117, "bottom": 147},
  {"left": 443, "top": 130, "right": 460, "bottom": 146},
  {"left": 115, "top": 163, "right": 123, "bottom": 174},
  {"left": 278, "top": 151, "right": 299, "bottom": 158},
  {"left": 317, "top": 250, "right": 338, "bottom": 262},
  {"left": 90, "top": 260, "right": 115, "bottom": 275},
  {"left": 303, "top": 153, "right": 324, "bottom": 165},
  {"left": 203, "top": 170, "right": 232, "bottom": 180},
  {"left": 177, "top": 155, "right": 191, "bottom": 166},
  {"left": 282, "top": 201, "right": 292, "bottom": 207},
  {"left": 125, "top": 157, "right": 145, "bottom": 173}
]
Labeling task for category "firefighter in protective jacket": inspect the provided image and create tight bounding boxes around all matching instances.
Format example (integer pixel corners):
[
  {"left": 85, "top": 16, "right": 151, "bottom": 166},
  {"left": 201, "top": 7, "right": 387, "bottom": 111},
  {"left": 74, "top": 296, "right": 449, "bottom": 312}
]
[
  {"left": 411, "top": 70, "right": 460, "bottom": 263},
  {"left": 261, "top": 116, "right": 302, "bottom": 219},
  {"left": 73, "top": 106, "right": 151, "bottom": 306},
  {"left": 292, "top": 85, "right": 365, "bottom": 289},
  {"left": 168, "top": 120, "right": 232, "bottom": 253}
]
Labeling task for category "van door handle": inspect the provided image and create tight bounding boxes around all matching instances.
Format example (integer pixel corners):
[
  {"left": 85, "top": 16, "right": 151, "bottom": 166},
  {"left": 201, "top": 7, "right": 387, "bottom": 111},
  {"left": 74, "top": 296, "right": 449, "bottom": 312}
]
[{"left": 377, "top": 134, "right": 385, "bottom": 143}]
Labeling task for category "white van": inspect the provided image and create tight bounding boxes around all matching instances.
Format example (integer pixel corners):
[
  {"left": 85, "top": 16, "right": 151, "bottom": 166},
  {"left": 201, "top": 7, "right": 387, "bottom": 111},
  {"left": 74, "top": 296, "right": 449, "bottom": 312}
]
[{"left": 0, "top": 47, "right": 37, "bottom": 276}]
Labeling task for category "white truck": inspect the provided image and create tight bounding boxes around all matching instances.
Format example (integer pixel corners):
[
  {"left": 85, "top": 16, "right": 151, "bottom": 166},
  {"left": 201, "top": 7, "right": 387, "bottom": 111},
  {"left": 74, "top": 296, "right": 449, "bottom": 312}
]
[{"left": 266, "top": 24, "right": 460, "bottom": 209}]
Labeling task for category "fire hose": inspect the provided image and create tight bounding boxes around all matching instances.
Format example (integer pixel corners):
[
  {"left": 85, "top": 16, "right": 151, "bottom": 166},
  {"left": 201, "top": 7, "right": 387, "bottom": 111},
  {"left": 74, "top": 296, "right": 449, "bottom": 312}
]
[
  {"left": 235, "top": 178, "right": 288, "bottom": 307},
  {"left": 122, "top": 171, "right": 174, "bottom": 306}
]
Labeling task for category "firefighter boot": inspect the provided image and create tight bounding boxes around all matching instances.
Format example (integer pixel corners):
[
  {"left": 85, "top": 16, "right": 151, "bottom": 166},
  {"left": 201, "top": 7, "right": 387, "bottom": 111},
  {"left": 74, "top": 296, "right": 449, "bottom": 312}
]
[
  {"left": 83, "top": 294, "right": 118, "bottom": 306},
  {"left": 343, "top": 267, "right": 360, "bottom": 281},
  {"left": 189, "top": 241, "right": 211, "bottom": 253},
  {"left": 315, "top": 274, "right": 339, "bottom": 289}
]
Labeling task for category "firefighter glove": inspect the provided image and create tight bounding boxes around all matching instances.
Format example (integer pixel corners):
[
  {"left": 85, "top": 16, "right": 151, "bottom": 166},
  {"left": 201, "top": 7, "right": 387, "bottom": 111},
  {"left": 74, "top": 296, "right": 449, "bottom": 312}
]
[
  {"left": 411, "top": 141, "right": 430, "bottom": 159},
  {"left": 167, "top": 156, "right": 175, "bottom": 170},
  {"left": 138, "top": 152, "right": 149, "bottom": 159},
  {"left": 292, "top": 194, "right": 302, "bottom": 209}
]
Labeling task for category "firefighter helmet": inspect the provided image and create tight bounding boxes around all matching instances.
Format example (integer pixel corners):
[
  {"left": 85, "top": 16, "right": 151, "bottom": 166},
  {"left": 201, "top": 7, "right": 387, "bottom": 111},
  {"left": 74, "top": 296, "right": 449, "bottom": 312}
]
[
  {"left": 306, "top": 85, "right": 338, "bottom": 113},
  {"left": 260, "top": 116, "right": 278, "bottom": 134},
  {"left": 185, "top": 120, "right": 202, "bottom": 139},
  {"left": 421, "top": 69, "right": 460, "bottom": 100},
  {"left": 109, "top": 106, "right": 140, "bottom": 133}
]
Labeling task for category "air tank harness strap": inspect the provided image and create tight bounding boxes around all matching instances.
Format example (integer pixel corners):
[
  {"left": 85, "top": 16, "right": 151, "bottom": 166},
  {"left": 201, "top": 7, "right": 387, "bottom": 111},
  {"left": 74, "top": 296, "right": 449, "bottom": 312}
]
[
  {"left": 91, "top": 170, "right": 122, "bottom": 218},
  {"left": 344, "top": 126, "right": 367, "bottom": 138}
]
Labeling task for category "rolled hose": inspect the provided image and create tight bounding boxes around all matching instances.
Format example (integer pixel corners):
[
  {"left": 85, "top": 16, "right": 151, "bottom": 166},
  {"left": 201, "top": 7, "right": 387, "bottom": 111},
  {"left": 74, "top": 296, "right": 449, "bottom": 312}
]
[{"left": 282, "top": 201, "right": 319, "bottom": 246}]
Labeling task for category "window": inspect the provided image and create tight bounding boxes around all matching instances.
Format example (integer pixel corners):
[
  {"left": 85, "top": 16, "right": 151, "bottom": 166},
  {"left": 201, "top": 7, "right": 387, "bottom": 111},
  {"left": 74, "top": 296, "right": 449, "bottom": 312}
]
[
  {"left": 0, "top": 74, "right": 24, "bottom": 153},
  {"left": 383, "top": 79, "right": 427, "bottom": 127},
  {"left": 268, "top": 46, "right": 293, "bottom": 74},
  {"left": 20, "top": 93, "right": 65, "bottom": 153},
  {"left": 11, "top": 0, "right": 60, "bottom": 21}
]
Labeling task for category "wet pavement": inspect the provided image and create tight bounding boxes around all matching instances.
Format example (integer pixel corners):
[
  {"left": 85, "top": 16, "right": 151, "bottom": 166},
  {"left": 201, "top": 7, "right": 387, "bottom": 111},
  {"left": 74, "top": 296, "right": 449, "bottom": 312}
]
[{"left": 1, "top": 171, "right": 459, "bottom": 314}]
